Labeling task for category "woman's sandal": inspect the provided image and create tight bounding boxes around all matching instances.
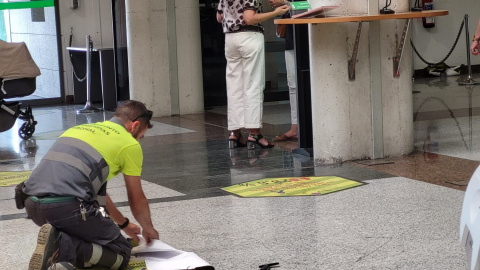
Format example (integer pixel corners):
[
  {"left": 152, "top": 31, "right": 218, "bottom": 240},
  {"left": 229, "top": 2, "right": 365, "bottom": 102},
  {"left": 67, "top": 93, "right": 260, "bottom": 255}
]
[
  {"left": 229, "top": 131, "right": 247, "bottom": 149},
  {"left": 274, "top": 133, "right": 298, "bottom": 142},
  {"left": 247, "top": 133, "right": 274, "bottom": 149}
]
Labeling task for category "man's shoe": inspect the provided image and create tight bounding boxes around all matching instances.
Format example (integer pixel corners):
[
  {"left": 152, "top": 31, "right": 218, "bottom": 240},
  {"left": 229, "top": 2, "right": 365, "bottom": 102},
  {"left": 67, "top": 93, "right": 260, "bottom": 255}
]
[
  {"left": 14, "top": 181, "right": 29, "bottom": 209},
  {"left": 29, "top": 223, "right": 60, "bottom": 270}
]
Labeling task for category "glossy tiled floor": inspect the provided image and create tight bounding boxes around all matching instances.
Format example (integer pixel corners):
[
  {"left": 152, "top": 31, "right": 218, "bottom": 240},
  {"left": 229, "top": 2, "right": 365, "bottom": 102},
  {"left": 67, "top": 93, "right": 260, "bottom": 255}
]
[{"left": 1, "top": 74, "right": 479, "bottom": 269}]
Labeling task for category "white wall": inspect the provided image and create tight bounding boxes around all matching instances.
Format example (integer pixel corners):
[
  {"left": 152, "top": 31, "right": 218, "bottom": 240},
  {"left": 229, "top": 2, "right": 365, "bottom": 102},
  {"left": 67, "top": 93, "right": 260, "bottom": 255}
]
[
  {"left": 58, "top": 0, "right": 113, "bottom": 96},
  {"left": 411, "top": 0, "right": 480, "bottom": 70}
]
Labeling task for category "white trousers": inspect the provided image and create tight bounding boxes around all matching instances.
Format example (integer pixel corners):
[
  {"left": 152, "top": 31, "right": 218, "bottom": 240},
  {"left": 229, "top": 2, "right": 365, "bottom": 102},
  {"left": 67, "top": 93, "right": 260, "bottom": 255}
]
[
  {"left": 285, "top": 49, "right": 298, "bottom": 125},
  {"left": 225, "top": 32, "right": 265, "bottom": 130}
]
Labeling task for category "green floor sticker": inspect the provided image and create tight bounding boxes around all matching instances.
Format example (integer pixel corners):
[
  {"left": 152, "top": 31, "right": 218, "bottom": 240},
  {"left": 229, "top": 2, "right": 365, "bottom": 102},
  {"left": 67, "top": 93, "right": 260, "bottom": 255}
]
[
  {"left": 0, "top": 171, "right": 32, "bottom": 187},
  {"left": 127, "top": 260, "right": 147, "bottom": 270},
  {"left": 222, "top": 176, "right": 365, "bottom": 197},
  {"left": 78, "top": 260, "right": 146, "bottom": 270}
]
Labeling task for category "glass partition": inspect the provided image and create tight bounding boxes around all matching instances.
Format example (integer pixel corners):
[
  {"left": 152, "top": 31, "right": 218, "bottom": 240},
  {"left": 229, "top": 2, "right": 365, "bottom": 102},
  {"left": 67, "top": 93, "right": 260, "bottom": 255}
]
[{"left": 0, "top": 0, "right": 63, "bottom": 103}]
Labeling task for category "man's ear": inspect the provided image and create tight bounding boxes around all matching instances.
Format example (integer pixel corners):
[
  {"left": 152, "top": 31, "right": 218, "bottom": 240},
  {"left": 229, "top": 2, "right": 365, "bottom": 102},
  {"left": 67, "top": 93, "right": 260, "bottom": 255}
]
[
  {"left": 130, "top": 120, "right": 141, "bottom": 131},
  {"left": 124, "top": 121, "right": 136, "bottom": 133}
]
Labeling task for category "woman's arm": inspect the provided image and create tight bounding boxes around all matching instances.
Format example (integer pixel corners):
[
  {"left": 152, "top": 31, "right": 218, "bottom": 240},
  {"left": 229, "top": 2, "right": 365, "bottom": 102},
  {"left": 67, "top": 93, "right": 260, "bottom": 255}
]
[
  {"left": 471, "top": 19, "right": 480, "bottom": 55},
  {"left": 269, "top": 0, "right": 288, "bottom": 8},
  {"left": 243, "top": 5, "right": 290, "bottom": 25}
]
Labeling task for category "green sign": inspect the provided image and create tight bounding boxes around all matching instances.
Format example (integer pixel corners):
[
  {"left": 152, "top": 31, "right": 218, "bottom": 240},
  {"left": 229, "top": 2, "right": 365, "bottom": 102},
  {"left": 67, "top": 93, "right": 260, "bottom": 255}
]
[
  {"left": 0, "top": 0, "right": 54, "bottom": 11},
  {"left": 290, "top": 1, "right": 311, "bottom": 10}
]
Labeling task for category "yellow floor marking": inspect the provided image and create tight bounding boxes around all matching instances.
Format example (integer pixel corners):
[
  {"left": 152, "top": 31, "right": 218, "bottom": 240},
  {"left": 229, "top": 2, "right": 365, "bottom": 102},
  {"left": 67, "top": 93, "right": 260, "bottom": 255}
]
[
  {"left": 0, "top": 171, "right": 32, "bottom": 187},
  {"left": 222, "top": 176, "right": 365, "bottom": 197}
]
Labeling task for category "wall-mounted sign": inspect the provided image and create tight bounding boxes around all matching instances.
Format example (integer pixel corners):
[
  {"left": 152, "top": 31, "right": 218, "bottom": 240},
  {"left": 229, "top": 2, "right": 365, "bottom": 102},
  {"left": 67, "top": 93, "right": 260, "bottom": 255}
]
[
  {"left": 0, "top": 0, "right": 54, "bottom": 11},
  {"left": 290, "top": 1, "right": 311, "bottom": 10}
]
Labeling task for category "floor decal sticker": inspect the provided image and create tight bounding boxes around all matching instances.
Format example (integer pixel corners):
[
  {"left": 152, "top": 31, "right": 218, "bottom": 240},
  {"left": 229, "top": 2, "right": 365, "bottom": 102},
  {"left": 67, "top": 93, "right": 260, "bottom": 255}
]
[{"left": 222, "top": 176, "right": 366, "bottom": 197}]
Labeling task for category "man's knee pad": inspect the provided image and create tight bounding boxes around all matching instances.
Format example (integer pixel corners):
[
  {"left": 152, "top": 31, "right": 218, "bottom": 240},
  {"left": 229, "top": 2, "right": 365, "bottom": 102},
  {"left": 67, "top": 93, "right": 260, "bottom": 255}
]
[{"left": 87, "top": 243, "right": 127, "bottom": 270}]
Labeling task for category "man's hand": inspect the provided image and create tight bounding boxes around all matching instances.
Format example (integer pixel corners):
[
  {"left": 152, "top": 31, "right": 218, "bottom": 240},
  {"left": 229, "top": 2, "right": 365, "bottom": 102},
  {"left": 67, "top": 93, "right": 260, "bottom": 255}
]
[
  {"left": 142, "top": 226, "right": 159, "bottom": 244},
  {"left": 120, "top": 219, "right": 159, "bottom": 245},
  {"left": 122, "top": 222, "right": 142, "bottom": 243},
  {"left": 471, "top": 41, "right": 480, "bottom": 55},
  {"left": 124, "top": 175, "right": 159, "bottom": 244}
]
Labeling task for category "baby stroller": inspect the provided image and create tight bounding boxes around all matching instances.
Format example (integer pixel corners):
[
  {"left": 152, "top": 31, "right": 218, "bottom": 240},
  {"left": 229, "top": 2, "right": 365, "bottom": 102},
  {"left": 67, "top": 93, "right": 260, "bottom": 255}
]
[{"left": 0, "top": 40, "right": 40, "bottom": 139}]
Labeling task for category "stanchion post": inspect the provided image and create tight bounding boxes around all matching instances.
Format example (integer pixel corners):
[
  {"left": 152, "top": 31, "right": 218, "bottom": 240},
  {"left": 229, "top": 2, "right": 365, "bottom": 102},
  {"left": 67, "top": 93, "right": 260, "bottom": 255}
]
[
  {"left": 77, "top": 35, "right": 101, "bottom": 114},
  {"left": 468, "top": 86, "right": 473, "bottom": 151},
  {"left": 459, "top": 14, "right": 480, "bottom": 86}
]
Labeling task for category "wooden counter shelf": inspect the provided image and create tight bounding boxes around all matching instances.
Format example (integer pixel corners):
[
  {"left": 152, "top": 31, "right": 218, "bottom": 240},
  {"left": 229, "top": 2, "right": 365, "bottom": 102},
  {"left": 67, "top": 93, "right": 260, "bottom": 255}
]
[{"left": 274, "top": 10, "right": 448, "bottom": 24}]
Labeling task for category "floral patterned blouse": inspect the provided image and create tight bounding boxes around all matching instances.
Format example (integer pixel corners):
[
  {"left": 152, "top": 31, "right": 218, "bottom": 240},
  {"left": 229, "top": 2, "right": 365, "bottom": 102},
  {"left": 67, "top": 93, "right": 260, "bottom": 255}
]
[{"left": 217, "top": 0, "right": 263, "bottom": 33}]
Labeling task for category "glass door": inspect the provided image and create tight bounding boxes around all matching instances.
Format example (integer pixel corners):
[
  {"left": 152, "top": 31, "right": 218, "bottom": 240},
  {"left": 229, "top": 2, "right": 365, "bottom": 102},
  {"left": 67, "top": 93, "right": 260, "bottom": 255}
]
[{"left": 0, "top": 0, "right": 64, "bottom": 104}]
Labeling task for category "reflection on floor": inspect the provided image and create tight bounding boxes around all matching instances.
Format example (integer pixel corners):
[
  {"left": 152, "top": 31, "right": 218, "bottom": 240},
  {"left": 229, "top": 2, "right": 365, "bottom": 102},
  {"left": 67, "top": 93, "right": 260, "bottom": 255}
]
[{"left": 0, "top": 74, "right": 478, "bottom": 269}]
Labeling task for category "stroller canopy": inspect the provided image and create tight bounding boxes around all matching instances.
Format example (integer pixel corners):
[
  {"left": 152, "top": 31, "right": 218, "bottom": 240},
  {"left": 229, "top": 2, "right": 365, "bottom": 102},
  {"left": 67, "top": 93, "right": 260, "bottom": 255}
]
[{"left": 0, "top": 40, "right": 41, "bottom": 80}]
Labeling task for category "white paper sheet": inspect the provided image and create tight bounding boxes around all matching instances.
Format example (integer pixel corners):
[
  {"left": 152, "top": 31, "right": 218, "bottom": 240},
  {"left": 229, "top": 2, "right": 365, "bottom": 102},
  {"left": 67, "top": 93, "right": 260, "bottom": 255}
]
[
  {"left": 131, "top": 235, "right": 213, "bottom": 270},
  {"left": 145, "top": 252, "right": 211, "bottom": 270},
  {"left": 132, "top": 236, "right": 177, "bottom": 253}
]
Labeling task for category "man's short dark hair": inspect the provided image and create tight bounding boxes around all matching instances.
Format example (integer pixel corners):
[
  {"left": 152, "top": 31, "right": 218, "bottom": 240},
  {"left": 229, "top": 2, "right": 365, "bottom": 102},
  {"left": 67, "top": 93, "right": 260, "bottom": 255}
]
[{"left": 114, "top": 100, "right": 153, "bottom": 128}]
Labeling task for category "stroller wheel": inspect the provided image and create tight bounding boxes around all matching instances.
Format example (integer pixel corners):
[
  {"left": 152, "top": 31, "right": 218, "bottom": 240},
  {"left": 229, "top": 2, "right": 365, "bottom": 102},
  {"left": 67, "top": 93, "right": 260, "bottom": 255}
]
[{"left": 19, "top": 122, "right": 35, "bottom": 140}]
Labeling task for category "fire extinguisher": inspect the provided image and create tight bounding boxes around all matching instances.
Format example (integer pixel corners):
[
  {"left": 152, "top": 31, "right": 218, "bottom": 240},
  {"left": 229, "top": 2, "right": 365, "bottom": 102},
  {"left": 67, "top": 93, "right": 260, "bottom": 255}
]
[{"left": 422, "top": 0, "right": 435, "bottom": 28}]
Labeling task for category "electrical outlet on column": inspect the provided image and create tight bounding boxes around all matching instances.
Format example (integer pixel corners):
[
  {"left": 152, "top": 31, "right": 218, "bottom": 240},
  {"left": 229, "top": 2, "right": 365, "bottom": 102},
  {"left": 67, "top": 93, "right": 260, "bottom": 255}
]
[{"left": 70, "top": 0, "right": 79, "bottom": 9}]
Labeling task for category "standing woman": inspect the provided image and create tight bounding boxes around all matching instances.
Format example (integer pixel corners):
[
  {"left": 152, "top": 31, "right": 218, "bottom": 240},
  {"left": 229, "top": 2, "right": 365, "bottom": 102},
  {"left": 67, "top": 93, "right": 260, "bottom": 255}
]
[
  {"left": 270, "top": 0, "right": 298, "bottom": 142},
  {"left": 217, "top": 0, "right": 289, "bottom": 149}
]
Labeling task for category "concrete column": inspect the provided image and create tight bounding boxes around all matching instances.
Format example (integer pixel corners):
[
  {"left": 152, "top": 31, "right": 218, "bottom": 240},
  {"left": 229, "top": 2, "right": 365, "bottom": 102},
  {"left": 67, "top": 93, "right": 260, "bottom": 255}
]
[
  {"left": 125, "top": 0, "right": 204, "bottom": 116},
  {"left": 309, "top": 0, "right": 413, "bottom": 164},
  {"left": 175, "top": 1, "right": 204, "bottom": 115},
  {"left": 378, "top": 0, "right": 414, "bottom": 157},
  {"left": 380, "top": 17, "right": 414, "bottom": 157}
]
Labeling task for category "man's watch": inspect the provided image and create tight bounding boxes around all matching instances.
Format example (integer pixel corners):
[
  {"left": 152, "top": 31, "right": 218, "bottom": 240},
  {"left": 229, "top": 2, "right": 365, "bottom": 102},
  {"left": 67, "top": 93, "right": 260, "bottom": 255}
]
[
  {"left": 118, "top": 217, "right": 130, "bottom": 229},
  {"left": 473, "top": 36, "right": 479, "bottom": 42}
]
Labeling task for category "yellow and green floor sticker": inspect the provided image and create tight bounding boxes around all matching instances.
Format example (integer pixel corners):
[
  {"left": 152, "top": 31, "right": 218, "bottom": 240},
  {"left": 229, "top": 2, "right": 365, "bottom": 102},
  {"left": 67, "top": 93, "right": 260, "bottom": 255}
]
[
  {"left": 0, "top": 171, "right": 32, "bottom": 187},
  {"left": 222, "top": 176, "right": 365, "bottom": 197},
  {"left": 78, "top": 259, "right": 146, "bottom": 270},
  {"left": 126, "top": 260, "right": 147, "bottom": 270}
]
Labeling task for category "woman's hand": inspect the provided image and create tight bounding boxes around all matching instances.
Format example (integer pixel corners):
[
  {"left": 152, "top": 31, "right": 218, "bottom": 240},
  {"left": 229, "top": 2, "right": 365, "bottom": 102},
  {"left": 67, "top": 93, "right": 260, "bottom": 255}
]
[
  {"left": 471, "top": 40, "right": 480, "bottom": 55},
  {"left": 244, "top": 3, "right": 290, "bottom": 25},
  {"left": 274, "top": 5, "right": 290, "bottom": 16},
  {"left": 269, "top": 0, "right": 285, "bottom": 8}
]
